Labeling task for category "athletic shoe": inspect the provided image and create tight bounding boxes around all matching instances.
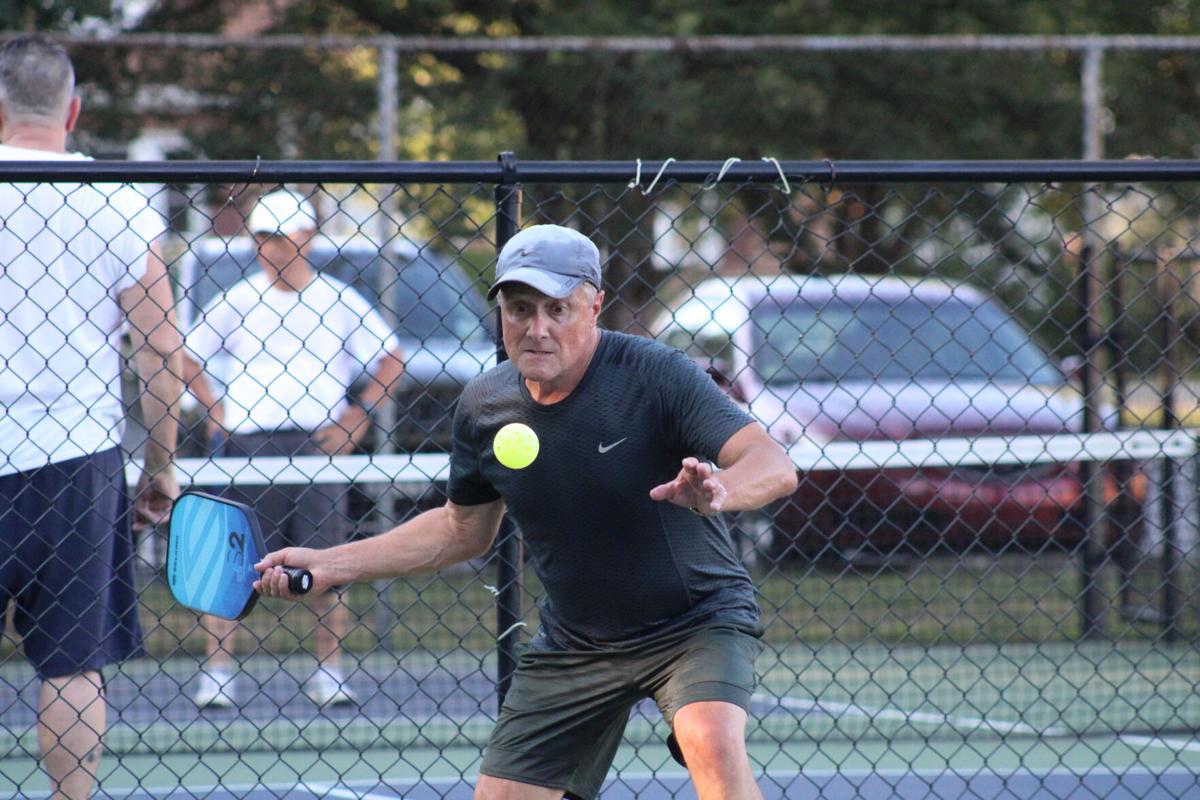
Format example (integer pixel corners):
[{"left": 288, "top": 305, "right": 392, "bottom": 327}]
[
  {"left": 304, "top": 667, "right": 357, "bottom": 706},
  {"left": 192, "top": 670, "right": 235, "bottom": 708}
]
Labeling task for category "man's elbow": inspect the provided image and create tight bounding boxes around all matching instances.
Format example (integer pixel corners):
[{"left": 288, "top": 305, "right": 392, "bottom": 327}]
[
  {"left": 768, "top": 448, "right": 799, "bottom": 500},
  {"left": 446, "top": 506, "right": 502, "bottom": 562},
  {"left": 463, "top": 537, "right": 493, "bottom": 562},
  {"left": 388, "top": 351, "right": 406, "bottom": 382},
  {"left": 140, "top": 324, "right": 182, "bottom": 360},
  {"left": 463, "top": 522, "right": 500, "bottom": 560},
  {"left": 776, "top": 465, "right": 799, "bottom": 499}
]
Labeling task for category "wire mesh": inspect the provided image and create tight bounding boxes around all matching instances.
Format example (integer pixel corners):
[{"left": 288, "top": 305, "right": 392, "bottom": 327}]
[{"left": 1, "top": 163, "right": 1199, "bottom": 799}]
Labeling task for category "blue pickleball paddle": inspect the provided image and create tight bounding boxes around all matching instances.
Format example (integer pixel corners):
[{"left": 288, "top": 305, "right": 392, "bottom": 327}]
[{"left": 166, "top": 491, "right": 312, "bottom": 619}]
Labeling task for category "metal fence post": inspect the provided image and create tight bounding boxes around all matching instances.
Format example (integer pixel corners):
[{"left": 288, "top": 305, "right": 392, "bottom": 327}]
[
  {"left": 1158, "top": 266, "right": 1182, "bottom": 642},
  {"left": 493, "top": 151, "right": 523, "bottom": 707},
  {"left": 1077, "top": 236, "right": 1106, "bottom": 639},
  {"left": 1077, "top": 45, "right": 1110, "bottom": 639}
]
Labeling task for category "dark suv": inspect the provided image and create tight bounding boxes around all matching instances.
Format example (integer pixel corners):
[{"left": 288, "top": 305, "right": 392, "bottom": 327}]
[{"left": 175, "top": 236, "right": 496, "bottom": 455}]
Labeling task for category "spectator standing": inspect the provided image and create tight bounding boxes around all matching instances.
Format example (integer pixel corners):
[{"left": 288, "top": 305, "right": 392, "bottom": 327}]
[{"left": 184, "top": 189, "right": 404, "bottom": 707}]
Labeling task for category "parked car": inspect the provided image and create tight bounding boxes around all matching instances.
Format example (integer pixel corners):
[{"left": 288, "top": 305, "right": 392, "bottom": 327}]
[
  {"left": 175, "top": 235, "right": 496, "bottom": 455},
  {"left": 651, "top": 274, "right": 1121, "bottom": 560}
]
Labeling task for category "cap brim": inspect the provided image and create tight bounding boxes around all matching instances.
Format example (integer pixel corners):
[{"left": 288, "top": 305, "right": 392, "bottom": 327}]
[
  {"left": 250, "top": 221, "right": 314, "bottom": 237},
  {"left": 487, "top": 267, "right": 584, "bottom": 300}
]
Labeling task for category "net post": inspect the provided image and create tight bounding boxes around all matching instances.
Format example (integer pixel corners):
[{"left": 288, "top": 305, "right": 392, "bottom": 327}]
[
  {"left": 493, "top": 151, "right": 524, "bottom": 707},
  {"left": 1157, "top": 264, "right": 1183, "bottom": 642}
]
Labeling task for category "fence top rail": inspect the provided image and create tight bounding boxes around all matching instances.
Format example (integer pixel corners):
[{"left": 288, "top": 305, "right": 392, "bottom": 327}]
[
  {"left": 5, "top": 159, "right": 1200, "bottom": 185},
  {"left": 19, "top": 32, "right": 1200, "bottom": 53}
]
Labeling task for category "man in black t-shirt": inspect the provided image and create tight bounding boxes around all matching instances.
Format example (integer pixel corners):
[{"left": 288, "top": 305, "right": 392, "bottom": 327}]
[{"left": 258, "top": 224, "right": 798, "bottom": 800}]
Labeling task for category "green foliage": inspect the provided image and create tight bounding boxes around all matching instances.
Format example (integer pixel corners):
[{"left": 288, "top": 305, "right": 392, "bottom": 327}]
[
  {"left": 61, "top": 2, "right": 1200, "bottom": 163},
  {"left": 49, "top": 2, "right": 1200, "bottom": 351},
  {"left": 0, "top": 0, "right": 114, "bottom": 30}
]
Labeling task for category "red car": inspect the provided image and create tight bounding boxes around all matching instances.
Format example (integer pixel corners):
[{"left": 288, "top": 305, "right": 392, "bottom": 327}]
[{"left": 652, "top": 274, "right": 1118, "bottom": 561}]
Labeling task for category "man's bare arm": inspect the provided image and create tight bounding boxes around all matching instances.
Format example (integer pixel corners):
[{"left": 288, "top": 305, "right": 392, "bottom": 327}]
[
  {"left": 119, "top": 242, "right": 183, "bottom": 529},
  {"left": 255, "top": 499, "right": 506, "bottom": 597},
  {"left": 360, "top": 346, "right": 405, "bottom": 410},
  {"left": 711, "top": 422, "right": 799, "bottom": 511}
]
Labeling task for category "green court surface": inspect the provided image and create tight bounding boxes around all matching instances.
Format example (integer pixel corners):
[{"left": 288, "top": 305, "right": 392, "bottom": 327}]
[{"left": 2, "top": 639, "right": 1197, "bottom": 798}]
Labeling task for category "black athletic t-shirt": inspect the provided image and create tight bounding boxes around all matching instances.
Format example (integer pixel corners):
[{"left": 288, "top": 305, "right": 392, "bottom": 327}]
[{"left": 447, "top": 330, "right": 760, "bottom": 650}]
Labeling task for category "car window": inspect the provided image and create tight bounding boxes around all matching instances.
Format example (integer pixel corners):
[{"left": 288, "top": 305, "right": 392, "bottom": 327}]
[
  {"left": 663, "top": 326, "right": 735, "bottom": 364},
  {"left": 390, "top": 256, "right": 488, "bottom": 342},
  {"left": 182, "top": 247, "right": 260, "bottom": 324},
  {"left": 309, "top": 246, "right": 388, "bottom": 307},
  {"left": 751, "top": 295, "right": 1063, "bottom": 385}
]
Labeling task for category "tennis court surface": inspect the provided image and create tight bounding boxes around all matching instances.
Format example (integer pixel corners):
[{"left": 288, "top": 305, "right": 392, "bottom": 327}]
[{"left": 3, "top": 639, "right": 1198, "bottom": 798}]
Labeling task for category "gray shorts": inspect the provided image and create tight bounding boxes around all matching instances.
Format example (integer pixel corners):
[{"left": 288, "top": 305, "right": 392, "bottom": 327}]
[
  {"left": 479, "top": 624, "right": 762, "bottom": 800},
  {"left": 221, "top": 430, "right": 350, "bottom": 552}
]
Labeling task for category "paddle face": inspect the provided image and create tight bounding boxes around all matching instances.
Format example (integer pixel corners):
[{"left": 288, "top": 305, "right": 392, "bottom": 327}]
[{"left": 167, "top": 491, "right": 268, "bottom": 620}]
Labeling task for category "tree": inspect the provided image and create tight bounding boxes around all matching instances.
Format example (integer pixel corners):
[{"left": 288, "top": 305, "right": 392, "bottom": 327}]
[
  {"left": 0, "top": 0, "right": 115, "bottom": 30},
  {"left": 61, "top": 2, "right": 1200, "bottom": 332}
]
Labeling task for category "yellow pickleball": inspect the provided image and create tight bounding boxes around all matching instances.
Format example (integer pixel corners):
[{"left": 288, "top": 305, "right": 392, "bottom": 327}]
[{"left": 493, "top": 422, "right": 540, "bottom": 470}]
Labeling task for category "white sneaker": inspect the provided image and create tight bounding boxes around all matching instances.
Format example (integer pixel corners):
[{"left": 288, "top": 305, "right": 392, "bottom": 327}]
[
  {"left": 304, "top": 667, "right": 357, "bottom": 706},
  {"left": 192, "top": 670, "right": 235, "bottom": 708}
]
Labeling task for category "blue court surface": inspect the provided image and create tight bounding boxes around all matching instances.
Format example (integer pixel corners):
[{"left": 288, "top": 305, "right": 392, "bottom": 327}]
[{"left": 9, "top": 766, "right": 1200, "bottom": 799}]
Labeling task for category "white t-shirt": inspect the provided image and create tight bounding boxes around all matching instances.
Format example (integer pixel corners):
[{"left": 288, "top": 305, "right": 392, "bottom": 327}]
[
  {"left": 0, "top": 145, "right": 166, "bottom": 476},
  {"left": 185, "top": 271, "right": 400, "bottom": 434}
]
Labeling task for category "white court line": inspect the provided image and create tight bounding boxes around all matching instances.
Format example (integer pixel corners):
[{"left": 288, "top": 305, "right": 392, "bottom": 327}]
[
  {"left": 753, "top": 692, "right": 1070, "bottom": 737},
  {"left": 1118, "top": 735, "right": 1200, "bottom": 755},
  {"left": 300, "top": 783, "right": 400, "bottom": 800},
  {"left": 757, "top": 693, "right": 1200, "bottom": 756}
]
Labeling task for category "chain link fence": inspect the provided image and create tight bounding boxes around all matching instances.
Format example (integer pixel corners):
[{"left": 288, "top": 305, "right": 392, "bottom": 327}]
[{"left": 3, "top": 159, "right": 1200, "bottom": 798}]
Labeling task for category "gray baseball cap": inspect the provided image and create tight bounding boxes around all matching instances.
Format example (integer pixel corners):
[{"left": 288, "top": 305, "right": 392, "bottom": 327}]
[{"left": 488, "top": 224, "right": 601, "bottom": 300}]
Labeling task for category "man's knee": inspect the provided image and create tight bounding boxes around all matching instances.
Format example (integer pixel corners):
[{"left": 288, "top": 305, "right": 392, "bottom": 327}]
[
  {"left": 474, "top": 773, "right": 564, "bottom": 800},
  {"left": 672, "top": 701, "right": 750, "bottom": 765}
]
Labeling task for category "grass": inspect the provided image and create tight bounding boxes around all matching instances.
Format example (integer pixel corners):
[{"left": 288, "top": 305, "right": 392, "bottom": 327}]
[
  {"left": 4, "top": 550, "right": 1193, "bottom": 662},
  {"left": 9, "top": 552, "right": 1172, "bottom": 663}
]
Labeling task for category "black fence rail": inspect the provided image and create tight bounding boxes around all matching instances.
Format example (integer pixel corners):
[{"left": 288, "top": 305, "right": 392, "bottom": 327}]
[{"left": 2, "top": 158, "right": 1199, "bottom": 799}]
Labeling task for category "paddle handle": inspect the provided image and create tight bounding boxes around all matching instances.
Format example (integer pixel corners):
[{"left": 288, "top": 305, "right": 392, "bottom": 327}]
[{"left": 281, "top": 566, "right": 313, "bottom": 595}]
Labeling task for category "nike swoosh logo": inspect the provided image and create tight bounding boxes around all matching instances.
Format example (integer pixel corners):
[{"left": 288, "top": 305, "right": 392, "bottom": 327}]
[{"left": 597, "top": 437, "right": 628, "bottom": 454}]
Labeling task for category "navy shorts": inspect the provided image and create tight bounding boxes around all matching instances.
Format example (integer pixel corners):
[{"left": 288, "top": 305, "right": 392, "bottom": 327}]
[{"left": 0, "top": 447, "right": 144, "bottom": 679}]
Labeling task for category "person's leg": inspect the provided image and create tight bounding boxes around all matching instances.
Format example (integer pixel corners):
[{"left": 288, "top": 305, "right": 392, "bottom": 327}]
[
  {"left": 671, "top": 701, "right": 762, "bottom": 800},
  {"left": 311, "top": 589, "right": 347, "bottom": 670},
  {"left": 8, "top": 451, "right": 144, "bottom": 796},
  {"left": 647, "top": 626, "right": 764, "bottom": 800},
  {"left": 301, "top": 589, "right": 356, "bottom": 705},
  {"left": 38, "top": 671, "right": 106, "bottom": 800},
  {"left": 193, "top": 613, "right": 238, "bottom": 705},
  {"left": 197, "top": 431, "right": 277, "bottom": 697},
  {"left": 474, "top": 774, "right": 564, "bottom": 800},
  {"left": 199, "top": 614, "right": 239, "bottom": 672},
  {"left": 480, "top": 646, "right": 634, "bottom": 800},
  {"left": 290, "top": 447, "right": 355, "bottom": 698}
]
